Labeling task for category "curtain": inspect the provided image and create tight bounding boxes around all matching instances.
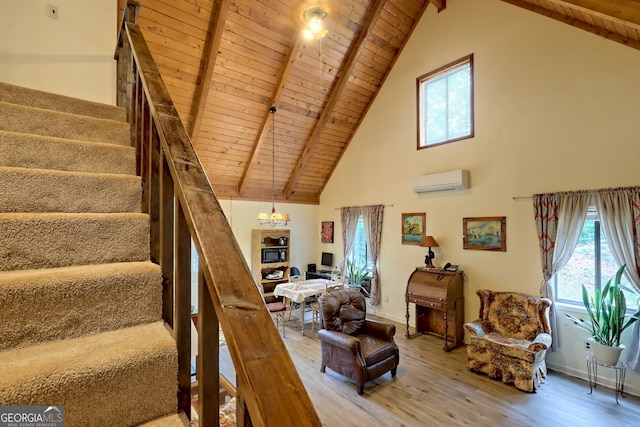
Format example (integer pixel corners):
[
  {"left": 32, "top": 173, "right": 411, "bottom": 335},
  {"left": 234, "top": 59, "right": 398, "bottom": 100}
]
[
  {"left": 362, "top": 205, "right": 384, "bottom": 305},
  {"left": 593, "top": 187, "right": 640, "bottom": 371},
  {"left": 533, "top": 191, "right": 590, "bottom": 350},
  {"left": 340, "top": 207, "right": 360, "bottom": 272},
  {"left": 628, "top": 188, "right": 640, "bottom": 372}
]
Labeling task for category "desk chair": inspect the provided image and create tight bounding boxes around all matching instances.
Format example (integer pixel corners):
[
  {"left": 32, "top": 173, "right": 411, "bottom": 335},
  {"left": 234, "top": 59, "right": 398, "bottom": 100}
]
[
  {"left": 290, "top": 266, "right": 302, "bottom": 281},
  {"left": 286, "top": 267, "right": 304, "bottom": 320},
  {"left": 257, "top": 283, "right": 287, "bottom": 337}
]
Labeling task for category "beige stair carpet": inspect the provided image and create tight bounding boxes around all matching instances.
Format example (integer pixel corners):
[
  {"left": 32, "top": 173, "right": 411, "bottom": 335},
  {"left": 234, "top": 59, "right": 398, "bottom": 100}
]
[
  {"left": 0, "top": 101, "right": 129, "bottom": 145},
  {"left": 0, "top": 166, "right": 141, "bottom": 213},
  {"left": 0, "top": 322, "right": 178, "bottom": 427},
  {"left": 0, "top": 130, "right": 136, "bottom": 175},
  {"left": 0, "top": 212, "right": 150, "bottom": 271},
  {"left": 0, "top": 261, "right": 162, "bottom": 351},
  {"left": 0, "top": 82, "right": 179, "bottom": 426},
  {"left": 0, "top": 81, "right": 126, "bottom": 122},
  {"left": 138, "top": 413, "right": 191, "bottom": 426}
]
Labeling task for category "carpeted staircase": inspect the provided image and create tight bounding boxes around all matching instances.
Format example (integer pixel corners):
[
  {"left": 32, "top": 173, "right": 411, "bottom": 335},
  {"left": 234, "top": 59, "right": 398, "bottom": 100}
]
[{"left": 0, "top": 82, "right": 185, "bottom": 426}]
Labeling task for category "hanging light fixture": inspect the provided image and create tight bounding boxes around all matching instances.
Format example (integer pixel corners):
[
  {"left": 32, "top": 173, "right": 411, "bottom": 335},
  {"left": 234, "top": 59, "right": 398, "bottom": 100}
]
[
  {"left": 302, "top": 5, "right": 328, "bottom": 40},
  {"left": 258, "top": 106, "right": 290, "bottom": 227},
  {"left": 296, "top": 1, "right": 329, "bottom": 40}
]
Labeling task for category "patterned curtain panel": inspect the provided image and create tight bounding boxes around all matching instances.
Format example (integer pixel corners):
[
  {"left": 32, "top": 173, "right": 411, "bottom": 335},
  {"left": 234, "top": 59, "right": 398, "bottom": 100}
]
[
  {"left": 594, "top": 187, "right": 640, "bottom": 371},
  {"left": 362, "top": 205, "right": 384, "bottom": 305},
  {"left": 533, "top": 191, "right": 589, "bottom": 350}
]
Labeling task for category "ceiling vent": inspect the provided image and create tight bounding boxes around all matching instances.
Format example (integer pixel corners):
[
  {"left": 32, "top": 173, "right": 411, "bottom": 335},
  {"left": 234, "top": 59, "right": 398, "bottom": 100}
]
[{"left": 412, "top": 169, "right": 470, "bottom": 193}]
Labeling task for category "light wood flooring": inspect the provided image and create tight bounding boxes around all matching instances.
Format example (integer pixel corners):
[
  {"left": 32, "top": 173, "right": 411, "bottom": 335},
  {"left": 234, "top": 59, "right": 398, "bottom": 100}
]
[{"left": 218, "top": 312, "right": 640, "bottom": 427}]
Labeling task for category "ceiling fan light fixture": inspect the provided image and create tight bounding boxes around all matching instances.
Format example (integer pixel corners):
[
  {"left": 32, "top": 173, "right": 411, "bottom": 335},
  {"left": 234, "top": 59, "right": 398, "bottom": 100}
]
[{"left": 297, "top": 2, "right": 329, "bottom": 40}]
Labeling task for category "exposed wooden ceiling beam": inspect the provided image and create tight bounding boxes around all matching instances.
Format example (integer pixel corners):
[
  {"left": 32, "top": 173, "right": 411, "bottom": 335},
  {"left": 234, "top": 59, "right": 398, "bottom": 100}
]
[
  {"left": 237, "top": 34, "right": 305, "bottom": 196},
  {"left": 429, "top": 0, "right": 447, "bottom": 13},
  {"left": 189, "top": 0, "right": 229, "bottom": 141},
  {"left": 557, "top": 0, "right": 640, "bottom": 27},
  {"left": 214, "top": 183, "right": 319, "bottom": 204},
  {"left": 315, "top": 0, "right": 435, "bottom": 196},
  {"left": 500, "top": 0, "right": 640, "bottom": 50},
  {"left": 283, "top": 0, "right": 388, "bottom": 199}
]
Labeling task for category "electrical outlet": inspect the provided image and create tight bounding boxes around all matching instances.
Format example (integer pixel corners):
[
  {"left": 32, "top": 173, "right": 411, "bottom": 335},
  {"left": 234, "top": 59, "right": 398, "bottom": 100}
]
[
  {"left": 585, "top": 340, "right": 591, "bottom": 350},
  {"left": 47, "top": 4, "right": 59, "bottom": 20}
]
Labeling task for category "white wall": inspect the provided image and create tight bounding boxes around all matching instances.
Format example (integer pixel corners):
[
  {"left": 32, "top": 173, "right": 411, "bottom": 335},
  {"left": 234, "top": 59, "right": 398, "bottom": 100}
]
[
  {"left": 190, "top": 200, "right": 320, "bottom": 314},
  {"left": 320, "top": 0, "right": 640, "bottom": 394},
  {"left": 217, "top": 199, "right": 321, "bottom": 272},
  {"left": 0, "top": 0, "right": 117, "bottom": 104}
]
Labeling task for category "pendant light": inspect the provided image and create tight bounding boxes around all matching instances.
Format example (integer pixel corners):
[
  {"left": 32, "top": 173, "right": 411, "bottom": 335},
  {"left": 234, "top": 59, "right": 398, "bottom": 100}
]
[{"left": 258, "top": 106, "right": 290, "bottom": 227}]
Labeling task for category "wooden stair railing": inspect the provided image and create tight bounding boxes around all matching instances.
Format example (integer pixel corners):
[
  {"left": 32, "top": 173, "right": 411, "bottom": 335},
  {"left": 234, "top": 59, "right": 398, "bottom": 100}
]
[{"left": 114, "top": 3, "right": 321, "bottom": 426}]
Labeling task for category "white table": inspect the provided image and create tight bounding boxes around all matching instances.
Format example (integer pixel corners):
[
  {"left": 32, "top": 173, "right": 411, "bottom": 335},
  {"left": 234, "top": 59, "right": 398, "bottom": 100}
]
[{"left": 273, "top": 279, "right": 342, "bottom": 335}]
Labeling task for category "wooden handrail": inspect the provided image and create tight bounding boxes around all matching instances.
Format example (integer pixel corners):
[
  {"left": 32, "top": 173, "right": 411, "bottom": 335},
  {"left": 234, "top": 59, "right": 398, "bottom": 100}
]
[{"left": 114, "top": 3, "right": 321, "bottom": 426}]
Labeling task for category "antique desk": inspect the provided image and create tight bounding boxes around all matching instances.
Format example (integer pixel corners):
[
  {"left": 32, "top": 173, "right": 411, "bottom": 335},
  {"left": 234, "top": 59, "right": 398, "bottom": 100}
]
[{"left": 405, "top": 267, "right": 464, "bottom": 351}]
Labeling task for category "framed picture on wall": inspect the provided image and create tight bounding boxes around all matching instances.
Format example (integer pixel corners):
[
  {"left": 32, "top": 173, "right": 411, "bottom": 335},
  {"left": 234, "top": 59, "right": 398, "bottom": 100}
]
[
  {"left": 321, "top": 221, "right": 334, "bottom": 243},
  {"left": 402, "top": 212, "right": 426, "bottom": 245},
  {"left": 463, "top": 216, "right": 506, "bottom": 251}
]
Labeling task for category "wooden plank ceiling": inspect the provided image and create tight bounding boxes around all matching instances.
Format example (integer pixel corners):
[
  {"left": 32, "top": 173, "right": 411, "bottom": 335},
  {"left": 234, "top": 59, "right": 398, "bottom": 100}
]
[{"left": 119, "top": 0, "right": 640, "bottom": 205}]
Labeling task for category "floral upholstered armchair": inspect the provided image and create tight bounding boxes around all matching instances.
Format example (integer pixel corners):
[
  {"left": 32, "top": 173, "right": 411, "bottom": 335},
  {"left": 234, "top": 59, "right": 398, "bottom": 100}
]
[{"left": 463, "top": 290, "right": 552, "bottom": 392}]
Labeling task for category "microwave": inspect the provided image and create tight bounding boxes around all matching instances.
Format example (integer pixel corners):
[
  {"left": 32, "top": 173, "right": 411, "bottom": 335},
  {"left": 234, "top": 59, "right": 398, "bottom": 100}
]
[{"left": 262, "top": 248, "right": 286, "bottom": 263}]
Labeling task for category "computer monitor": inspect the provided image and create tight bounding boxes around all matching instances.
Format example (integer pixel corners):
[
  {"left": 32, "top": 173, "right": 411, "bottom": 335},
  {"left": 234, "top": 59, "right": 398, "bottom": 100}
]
[{"left": 321, "top": 252, "right": 333, "bottom": 269}]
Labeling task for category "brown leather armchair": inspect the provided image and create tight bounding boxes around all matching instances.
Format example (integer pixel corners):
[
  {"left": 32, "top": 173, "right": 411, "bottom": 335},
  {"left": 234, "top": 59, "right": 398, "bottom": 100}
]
[{"left": 317, "top": 289, "right": 399, "bottom": 395}]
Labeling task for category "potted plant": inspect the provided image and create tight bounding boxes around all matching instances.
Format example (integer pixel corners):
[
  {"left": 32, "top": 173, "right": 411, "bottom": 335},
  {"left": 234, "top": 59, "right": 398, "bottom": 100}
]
[
  {"left": 565, "top": 264, "right": 640, "bottom": 366},
  {"left": 345, "top": 259, "right": 370, "bottom": 297}
]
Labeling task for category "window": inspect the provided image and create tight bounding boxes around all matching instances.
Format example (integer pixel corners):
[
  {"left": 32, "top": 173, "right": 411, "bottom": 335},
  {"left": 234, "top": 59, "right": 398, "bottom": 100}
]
[
  {"left": 554, "top": 209, "right": 636, "bottom": 310},
  {"left": 348, "top": 215, "right": 373, "bottom": 271},
  {"left": 417, "top": 54, "right": 474, "bottom": 148}
]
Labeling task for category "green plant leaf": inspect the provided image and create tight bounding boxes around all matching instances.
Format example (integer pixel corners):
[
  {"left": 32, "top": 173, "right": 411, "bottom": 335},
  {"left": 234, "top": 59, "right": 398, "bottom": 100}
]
[{"left": 565, "top": 264, "right": 634, "bottom": 348}]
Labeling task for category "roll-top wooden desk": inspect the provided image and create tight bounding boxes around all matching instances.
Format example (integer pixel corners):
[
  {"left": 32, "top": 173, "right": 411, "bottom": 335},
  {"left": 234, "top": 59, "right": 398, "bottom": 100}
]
[{"left": 405, "top": 267, "right": 464, "bottom": 351}]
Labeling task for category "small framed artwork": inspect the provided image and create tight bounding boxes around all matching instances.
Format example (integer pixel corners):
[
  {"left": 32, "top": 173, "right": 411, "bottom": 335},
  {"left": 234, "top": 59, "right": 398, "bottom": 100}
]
[
  {"left": 321, "top": 221, "right": 334, "bottom": 243},
  {"left": 463, "top": 216, "right": 506, "bottom": 251},
  {"left": 402, "top": 212, "right": 426, "bottom": 245}
]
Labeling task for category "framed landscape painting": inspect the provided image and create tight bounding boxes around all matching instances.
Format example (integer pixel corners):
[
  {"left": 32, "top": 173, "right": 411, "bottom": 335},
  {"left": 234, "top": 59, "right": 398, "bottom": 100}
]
[
  {"left": 463, "top": 216, "right": 506, "bottom": 251},
  {"left": 402, "top": 212, "right": 426, "bottom": 245}
]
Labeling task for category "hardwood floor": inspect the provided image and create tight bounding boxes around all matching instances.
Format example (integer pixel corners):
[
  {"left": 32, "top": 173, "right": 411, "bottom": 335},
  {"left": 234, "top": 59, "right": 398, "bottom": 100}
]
[{"left": 219, "top": 313, "right": 640, "bottom": 426}]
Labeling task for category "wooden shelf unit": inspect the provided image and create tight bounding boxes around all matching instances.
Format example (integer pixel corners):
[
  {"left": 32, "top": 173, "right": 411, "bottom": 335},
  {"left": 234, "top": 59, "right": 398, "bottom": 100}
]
[{"left": 251, "top": 229, "right": 290, "bottom": 301}]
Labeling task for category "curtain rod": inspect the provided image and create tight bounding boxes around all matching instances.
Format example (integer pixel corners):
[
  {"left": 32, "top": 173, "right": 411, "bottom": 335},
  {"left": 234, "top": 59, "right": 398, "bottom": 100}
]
[
  {"left": 514, "top": 185, "right": 640, "bottom": 201},
  {"left": 334, "top": 204, "right": 394, "bottom": 210}
]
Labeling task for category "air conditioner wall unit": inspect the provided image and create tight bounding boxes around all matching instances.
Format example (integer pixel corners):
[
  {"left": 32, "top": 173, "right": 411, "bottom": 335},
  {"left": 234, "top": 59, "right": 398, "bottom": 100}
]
[{"left": 412, "top": 169, "right": 470, "bottom": 193}]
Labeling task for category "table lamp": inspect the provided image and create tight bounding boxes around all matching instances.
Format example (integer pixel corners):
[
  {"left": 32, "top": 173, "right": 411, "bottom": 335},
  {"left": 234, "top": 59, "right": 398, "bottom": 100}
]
[{"left": 421, "top": 236, "right": 439, "bottom": 268}]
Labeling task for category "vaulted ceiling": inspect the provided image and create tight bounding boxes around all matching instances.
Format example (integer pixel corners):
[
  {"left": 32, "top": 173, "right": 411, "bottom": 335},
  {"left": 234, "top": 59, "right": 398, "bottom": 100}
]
[{"left": 118, "top": 0, "right": 640, "bottom": 205}]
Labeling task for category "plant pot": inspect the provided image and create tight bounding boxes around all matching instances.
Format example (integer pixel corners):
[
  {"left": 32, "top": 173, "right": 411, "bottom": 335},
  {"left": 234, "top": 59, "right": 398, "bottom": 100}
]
[{"left": 590, "top": 338, "right": 625, "bottom": 366}]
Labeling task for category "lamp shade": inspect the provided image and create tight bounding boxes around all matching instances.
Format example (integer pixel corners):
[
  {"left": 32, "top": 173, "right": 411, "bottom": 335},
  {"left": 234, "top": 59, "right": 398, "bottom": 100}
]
[{"left": 422, "top": 236, "right": 439, "bottom": 248}]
